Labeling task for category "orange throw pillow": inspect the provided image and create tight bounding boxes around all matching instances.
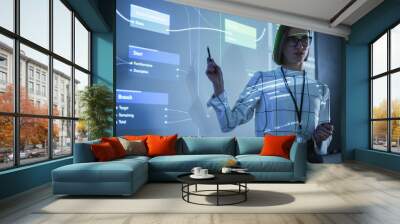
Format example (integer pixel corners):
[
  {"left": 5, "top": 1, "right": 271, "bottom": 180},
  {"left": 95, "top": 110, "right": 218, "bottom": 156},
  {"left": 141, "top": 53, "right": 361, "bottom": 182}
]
[
  {"left": 91, "top": 142, "right": 117, "bottom": 161},
  {"left": 101, "top": 137, "right": 127, "bottom": 158},
  {"left": 259, "top": 135, "right": 296, "bottom": 159},
  {"left": 146, "top": 134, "right": 178, "bottom": 157},
  {"left": 124, "top": 135, "right": 148, "bottom": 141}
]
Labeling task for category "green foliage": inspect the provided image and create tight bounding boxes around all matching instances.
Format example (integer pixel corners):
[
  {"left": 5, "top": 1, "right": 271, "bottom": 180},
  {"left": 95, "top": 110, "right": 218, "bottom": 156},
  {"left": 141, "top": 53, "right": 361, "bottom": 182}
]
[{"left": 79, "top": 84, "right": 114, "bottom": 140}]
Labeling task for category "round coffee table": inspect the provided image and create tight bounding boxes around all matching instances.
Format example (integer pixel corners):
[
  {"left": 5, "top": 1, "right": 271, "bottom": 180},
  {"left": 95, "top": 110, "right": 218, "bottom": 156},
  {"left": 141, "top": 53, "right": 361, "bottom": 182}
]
[{"left": 177, "top": 172, "right": 255, "bottom": 206}]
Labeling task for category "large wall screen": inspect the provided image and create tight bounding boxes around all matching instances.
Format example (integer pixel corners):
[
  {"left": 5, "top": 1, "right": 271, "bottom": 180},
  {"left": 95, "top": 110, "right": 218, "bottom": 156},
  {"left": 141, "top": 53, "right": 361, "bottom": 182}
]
[{"left": 116, "top": 0, "right": 316, "bottom": 136}]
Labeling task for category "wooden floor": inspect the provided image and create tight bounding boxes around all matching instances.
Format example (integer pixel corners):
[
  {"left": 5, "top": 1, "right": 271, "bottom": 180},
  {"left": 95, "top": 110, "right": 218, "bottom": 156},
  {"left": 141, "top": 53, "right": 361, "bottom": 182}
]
[{"left": 1, "top": 161, "right": 400, "bottom": 224}]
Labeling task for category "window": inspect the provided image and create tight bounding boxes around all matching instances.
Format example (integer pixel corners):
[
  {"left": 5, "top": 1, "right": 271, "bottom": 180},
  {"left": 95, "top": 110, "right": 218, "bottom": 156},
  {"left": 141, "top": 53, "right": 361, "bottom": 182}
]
[
  {"left": 0, "top": 0, "right": 14, "bottom": 32},
  {"left": 0, "top": 55, "right": 7, "bottom": 67},
  {"left": 35, "top": 70, "right": 41, "bottom": 81},
  {"left": 53, "top": 59, "right": 72, "bottom": 117},
  {"left": 74, "top": 18, "right": 90, "bottom": 70},
  {"left": 53, "top": 0, "right": 72, "bottom": 60},
  {"left": 28, "top": 81, "right": 34, "bottom": 94},
  {"left": 0, "top": 0, "right": 91, "bottom": 170},
  {"left": 74, "top": 69, "right": 89, "bottom": 118},
  {"left": 35, "top": 83, "right": 40, "bottom": 95},
  {"left": 0, "top": 71, "right": 6, "bottom": 85},
  {"left": 370, "top": 23, "right": 400, "bottom": 154},
  {"left": 0, "top": 35, "right": 13, "bottom": 113},
  {"left": 42, "top": 85, "right": 46, "bottom": 97},
  {"left": 28, "top": 67, "right": 34, "bottom": 80},
  {"left": 20, "top": 0, "right": 49, "bottom": 49}
]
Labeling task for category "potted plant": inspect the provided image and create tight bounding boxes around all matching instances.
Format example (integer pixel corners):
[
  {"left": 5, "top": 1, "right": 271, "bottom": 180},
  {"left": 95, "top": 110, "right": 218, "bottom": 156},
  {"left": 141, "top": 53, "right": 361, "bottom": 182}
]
[{"left": 79, "top": 84, "right": 114, "bottom": 140}]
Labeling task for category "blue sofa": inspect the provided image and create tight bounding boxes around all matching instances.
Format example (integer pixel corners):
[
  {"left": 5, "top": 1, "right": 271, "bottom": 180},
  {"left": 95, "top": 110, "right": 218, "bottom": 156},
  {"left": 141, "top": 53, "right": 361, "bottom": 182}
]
[{"left": 52, "top": 137, "right": 307, "bottom": 196}]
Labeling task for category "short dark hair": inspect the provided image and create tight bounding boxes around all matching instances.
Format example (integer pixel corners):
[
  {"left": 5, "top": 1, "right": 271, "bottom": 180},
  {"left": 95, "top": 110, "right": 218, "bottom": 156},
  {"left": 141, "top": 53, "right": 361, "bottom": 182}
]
[{"left": 272, "top": 25, "right": 311, "bottom": 65}]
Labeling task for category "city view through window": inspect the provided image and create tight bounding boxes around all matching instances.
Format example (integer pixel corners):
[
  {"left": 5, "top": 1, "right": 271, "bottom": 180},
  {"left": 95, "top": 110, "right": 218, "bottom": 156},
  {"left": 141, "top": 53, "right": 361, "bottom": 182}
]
[
  {"left": 371, "top": 23, "right": 400, "bottom": 153},
  {"left": 0, "top": 0, "right": 90, "bottom": 170}
]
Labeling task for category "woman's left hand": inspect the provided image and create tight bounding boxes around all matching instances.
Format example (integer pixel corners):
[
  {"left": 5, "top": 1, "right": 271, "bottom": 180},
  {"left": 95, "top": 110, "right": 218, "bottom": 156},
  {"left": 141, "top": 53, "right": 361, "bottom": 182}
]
[{"left": 313, "top": 123, "right": 333, "bottom": 144}]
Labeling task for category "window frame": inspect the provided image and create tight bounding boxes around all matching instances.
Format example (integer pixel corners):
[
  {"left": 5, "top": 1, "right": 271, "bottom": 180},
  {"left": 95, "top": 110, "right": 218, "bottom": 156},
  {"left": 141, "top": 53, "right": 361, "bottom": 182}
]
[
  {"left": 370, "top": 20, "right": 400, "bottom": 154},
  {"left": 0, "top": 0, "right": 92, "bottom": 171}
]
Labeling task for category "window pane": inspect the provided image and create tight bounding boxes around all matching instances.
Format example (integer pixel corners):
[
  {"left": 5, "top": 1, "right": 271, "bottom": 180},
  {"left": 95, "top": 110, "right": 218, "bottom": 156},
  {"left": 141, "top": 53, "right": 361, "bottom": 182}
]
[
  {"left": 372, "top": 33, "right": 387, "bottom": 76},
  {"left": 53, "top": 59, "right": 72, "bottom": 117},
  {"left": 0, "top": 35, "right": 14, "bottom": 112},
  {"left": 20, "top": 44, "right": 49, "bottom": 115},
  {"left": 20, "top": 117, "right": 49, "bottom": 165},
  {"left": 74, "top": 69, "right": 89, "bottom": 118},
  {"left": 372, "top": 121, "right": 388, "bottom": 151},
  {"left": 0, "top": 116, "right": 13, "bottom": 170},
  {"left": 391, "top": 24, "right": 400, "bottom": 70},
  {"left": 0, "top": 0, "right": 14, "bottom": 31},
  {"left": 20, "top": 0, "right": 49, "bottom": 49},
  {"left": 53, "top": 119, "right": 72, "bottom": 158},
  {"left": 75, "top": 120, "right": 88, "bottom": 143},
  {"left": 391, "top": 120, "right": 400, "bottom": 153},
  {"left": 53, "top": 0, "right": 72, "bottom": 60},
  {"left": 74, "top": 18, "right": 89, "bottom": 70},
  {"left": 391, "top": 72, "right": 400, "bottom": 118},
  {"left": 372, "top": 77, "right": 387, "bottom": 119}
]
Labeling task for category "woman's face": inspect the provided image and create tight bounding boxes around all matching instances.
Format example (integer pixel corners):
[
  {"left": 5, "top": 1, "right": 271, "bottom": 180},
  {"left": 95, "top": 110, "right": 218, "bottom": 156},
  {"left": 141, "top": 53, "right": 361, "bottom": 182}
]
[{"left": 282, "top": 28, "right": 311, "bottom": 65}]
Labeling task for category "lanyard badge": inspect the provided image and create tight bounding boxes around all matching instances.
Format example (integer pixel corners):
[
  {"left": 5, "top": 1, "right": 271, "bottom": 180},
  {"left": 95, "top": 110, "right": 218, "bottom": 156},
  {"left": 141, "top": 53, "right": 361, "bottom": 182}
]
[{"left": 280, "top": 67, "right": 305, "bottom": 130}]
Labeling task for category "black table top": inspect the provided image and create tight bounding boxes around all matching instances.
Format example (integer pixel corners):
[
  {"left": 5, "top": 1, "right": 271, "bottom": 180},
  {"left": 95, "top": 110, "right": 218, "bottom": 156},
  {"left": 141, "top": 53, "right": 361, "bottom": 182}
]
[{"left": 177, "top": 172, "right": 255, "bottom": 185}]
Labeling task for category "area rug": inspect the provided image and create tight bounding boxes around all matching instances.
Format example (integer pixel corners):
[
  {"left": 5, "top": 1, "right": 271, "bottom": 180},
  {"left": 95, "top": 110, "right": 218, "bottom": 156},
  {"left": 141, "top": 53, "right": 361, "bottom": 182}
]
[{"left": 37, "top": 183, "right": 362, "bottom": 214}]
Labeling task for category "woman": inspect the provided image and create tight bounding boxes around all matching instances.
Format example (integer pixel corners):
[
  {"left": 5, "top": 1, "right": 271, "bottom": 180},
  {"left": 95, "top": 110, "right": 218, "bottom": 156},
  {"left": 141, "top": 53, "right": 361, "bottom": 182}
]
[{"left": 205, "top": 25, "right": 333, "bottom": 163}]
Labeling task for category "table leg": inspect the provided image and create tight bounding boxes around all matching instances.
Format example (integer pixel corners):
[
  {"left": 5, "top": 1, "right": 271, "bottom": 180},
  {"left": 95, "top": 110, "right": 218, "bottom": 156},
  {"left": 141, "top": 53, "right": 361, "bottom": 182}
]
[
  {"left": 195, "top": 184, "right": 197, "bottom": 192},
  {"left": 245, "top": 183, "right": 247, "bottom": 201},
  {"left": 217, "top": 184, "right": 219, "bottom": 206}
]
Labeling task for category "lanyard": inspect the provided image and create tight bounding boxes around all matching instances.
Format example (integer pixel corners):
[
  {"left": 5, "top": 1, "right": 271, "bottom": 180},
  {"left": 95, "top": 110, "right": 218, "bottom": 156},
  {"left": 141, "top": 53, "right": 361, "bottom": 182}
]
[{"left": 280, "top": 67, "right": 305, "bottom": 130}]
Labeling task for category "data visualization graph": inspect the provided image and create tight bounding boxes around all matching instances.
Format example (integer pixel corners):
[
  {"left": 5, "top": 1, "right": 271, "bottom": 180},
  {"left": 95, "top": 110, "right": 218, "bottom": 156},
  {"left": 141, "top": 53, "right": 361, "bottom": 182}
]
[{"left": 115, "top": 0, "right": 316, "bottom": 136}]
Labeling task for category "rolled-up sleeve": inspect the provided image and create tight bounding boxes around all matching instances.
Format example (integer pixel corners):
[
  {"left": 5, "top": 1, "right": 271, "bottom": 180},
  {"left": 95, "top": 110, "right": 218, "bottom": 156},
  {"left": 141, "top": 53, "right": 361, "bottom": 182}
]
[
  {"left": 315, "top": 84, "right": 332, "bottom": 155},
  {"left": 207, "top": 72, "right": 263, "bottom": 132}
]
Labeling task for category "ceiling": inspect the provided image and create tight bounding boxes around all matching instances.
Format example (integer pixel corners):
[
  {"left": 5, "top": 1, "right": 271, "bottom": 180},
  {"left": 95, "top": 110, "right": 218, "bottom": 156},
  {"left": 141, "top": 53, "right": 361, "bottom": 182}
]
[{"left": 170, "top": 0, "right": 384, "bottom": 38}]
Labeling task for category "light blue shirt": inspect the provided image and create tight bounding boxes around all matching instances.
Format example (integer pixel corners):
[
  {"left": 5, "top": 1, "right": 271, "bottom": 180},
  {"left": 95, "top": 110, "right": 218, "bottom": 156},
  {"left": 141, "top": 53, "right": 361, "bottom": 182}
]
[{"left": 207, "top": 66, "right": 332, "bottom": 155}]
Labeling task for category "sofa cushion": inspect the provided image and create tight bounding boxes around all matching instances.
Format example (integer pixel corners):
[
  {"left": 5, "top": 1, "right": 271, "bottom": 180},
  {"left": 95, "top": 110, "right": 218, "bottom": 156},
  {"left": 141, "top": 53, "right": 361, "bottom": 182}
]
[
  {"left": 179, "top": 137, "right": 235, "bottom": 155},
  {"left": 53, "top": 158, "right": 147, "bottom": 183},
  {"left": 91, "top": 142, "right": 118, "bottom": 161},
  {"left": 147, "top": 134, "right": 178, "bottom": 157},
  {"left": 101, "top": 137, "right": 127, "bottom": 158},
  {"left": 118, "top": 138, "right": 147, "bottom": 156},
  {"left": 260, "top": 135, "right": 296, "bottom": 159},
  {"left": 148, "top": 154, "right": 235, "bottom": 172},
  {"left": 236, "top": 137, "right": 263, "bottom": 155},
  {"left": 236, "top": 155, "right": 293, "bottom": 172}
]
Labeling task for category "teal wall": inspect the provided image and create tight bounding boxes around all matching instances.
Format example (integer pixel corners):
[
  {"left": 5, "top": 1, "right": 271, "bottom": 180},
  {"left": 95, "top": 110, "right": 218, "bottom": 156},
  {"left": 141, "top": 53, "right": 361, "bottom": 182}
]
[
  {"left": 91, "top": 32, "right": 114, "bottom": 137},
  {"left": 92, "top": 32, "right": 114, "bottom": 89},
  {"left": 346, "top": 0, "right": 400, "bottom": 171},
  {"left": 0, "top": 158, "right": 72, "bottom": 199}
]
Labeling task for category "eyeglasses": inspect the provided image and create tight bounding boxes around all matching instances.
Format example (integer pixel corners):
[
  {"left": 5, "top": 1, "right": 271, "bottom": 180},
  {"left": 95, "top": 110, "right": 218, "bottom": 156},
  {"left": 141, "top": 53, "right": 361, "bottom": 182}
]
[{"left": 287, "top": 36, "right": 312, "bottom": 47}]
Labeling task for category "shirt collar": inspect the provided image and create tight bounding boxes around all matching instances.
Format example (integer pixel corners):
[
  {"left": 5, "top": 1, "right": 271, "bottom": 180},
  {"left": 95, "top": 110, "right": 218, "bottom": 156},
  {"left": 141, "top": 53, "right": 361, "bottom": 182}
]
[{"left": 279, "top": 66, "right": 305, "bottom": 76}]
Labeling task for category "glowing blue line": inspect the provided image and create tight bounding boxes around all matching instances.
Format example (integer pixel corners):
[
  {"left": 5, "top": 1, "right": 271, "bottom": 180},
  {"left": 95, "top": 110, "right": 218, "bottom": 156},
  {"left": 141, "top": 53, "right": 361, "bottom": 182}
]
[
  {"left": 256, "top": 28, "right": 266, "bottom": 42},
  {"left": 165, "top": 118, "right": 192, "bottom": 124},
  {"left": 116, "top": 10, "right": 131, "bottom": 23},
  {"left": 165, "top": 108, "right": 189, "bottom": 114},
  {"left": 117, "top": 9, "right": 266, "bottom": 42},
  {"left": 167, "top": 27, "right": 231, "bottom": 34}
]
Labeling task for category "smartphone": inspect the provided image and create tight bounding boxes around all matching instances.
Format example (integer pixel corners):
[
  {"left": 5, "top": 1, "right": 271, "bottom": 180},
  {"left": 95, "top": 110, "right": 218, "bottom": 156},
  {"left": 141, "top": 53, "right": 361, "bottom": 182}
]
[{"left": 207, "top": 46, "right": 212, "bottom": 59}]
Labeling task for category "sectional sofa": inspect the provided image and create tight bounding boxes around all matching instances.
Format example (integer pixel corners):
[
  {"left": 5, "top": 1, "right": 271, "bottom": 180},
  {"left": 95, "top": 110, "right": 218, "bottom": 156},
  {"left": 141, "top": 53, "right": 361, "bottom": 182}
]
[{"left": 52, "top": 137, "right": 307, "bottom": 196}]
